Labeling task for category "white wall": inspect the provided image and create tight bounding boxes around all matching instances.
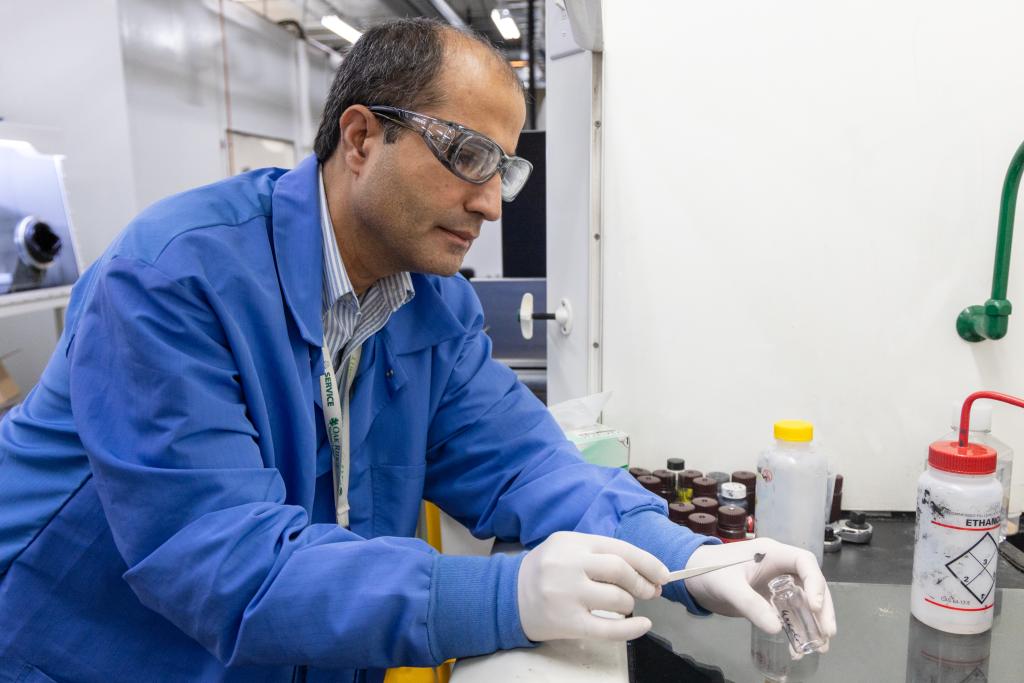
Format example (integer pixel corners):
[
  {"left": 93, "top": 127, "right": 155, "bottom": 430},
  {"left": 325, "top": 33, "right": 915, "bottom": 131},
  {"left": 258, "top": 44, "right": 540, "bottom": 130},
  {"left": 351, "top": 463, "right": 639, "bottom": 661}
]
[
  {"left": 121, "top": 0, "right": 334, "bottom": 210},
  {"left": 544, "top": 0, "right": 601, "bottom": 405},
  {"left": 601, "top": 1, "right": 1024, "bottom": 511},
  {"left": 119, "top": 0, "right": 228, "bottom": 209}
]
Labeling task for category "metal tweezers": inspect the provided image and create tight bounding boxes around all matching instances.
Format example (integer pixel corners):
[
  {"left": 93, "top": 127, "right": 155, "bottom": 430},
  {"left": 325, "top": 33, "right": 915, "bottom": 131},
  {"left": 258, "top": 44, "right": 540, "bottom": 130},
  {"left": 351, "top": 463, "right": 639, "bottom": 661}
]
[{"left": 663, "top": 553, "right": 764, "bottom": 584}]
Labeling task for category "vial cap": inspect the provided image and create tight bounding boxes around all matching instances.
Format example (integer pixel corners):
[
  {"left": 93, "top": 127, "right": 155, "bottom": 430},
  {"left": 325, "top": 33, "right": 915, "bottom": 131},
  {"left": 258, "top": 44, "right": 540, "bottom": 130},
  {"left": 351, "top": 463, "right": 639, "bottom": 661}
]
[
  {"left": 717, "top": 504, "right": 747, "bottom": 529},
  {"left": 692, "top": 476, "right": 719, "bottom": 497},
  {"left": 666, "top": 458, "right": 686, "bottom": 471},
  {"left": 707, "top": 471, "right": 731, "bottom": 484},
  {"left": 927, "top": 440, "right": 997, "bottom": 475},
  {"left": 691, "top": 496, "right": 719, "bottom": 513},
  {"left": 731, "top": 470, "right": 756, "bottom": 486},
  {"left": 668, "top": 502, "right": 694, "bottom": 524},
  {"left": 636, "top": 475, "right": 663, "bottom": 493},
  {"left": 686, "top": 512, "right": 718, "bottom": 535},
  {"left": 651, "top": 469, "right": 676, "bottom": 489},
  {"left": 774, "top": 420, "right": 813, "bottom": 442},
  {"left": 628, "top": 467, "right": 651, "bottom": 479},
  {"left": 680, "top": 470, "right": 703, "bottom": 486},
  {"left": 949, "top": 402, "right": 993, "bottom": 432},
  {"left": 720, "top": 482, "right": 747, "bottom": 500}
]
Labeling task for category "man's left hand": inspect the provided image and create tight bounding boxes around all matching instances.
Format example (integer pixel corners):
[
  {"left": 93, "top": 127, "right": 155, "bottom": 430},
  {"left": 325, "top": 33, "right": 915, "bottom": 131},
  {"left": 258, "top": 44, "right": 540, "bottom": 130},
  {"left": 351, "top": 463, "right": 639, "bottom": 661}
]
[{"left": 680, "top": 538, "right": 837, "bottom": 647}]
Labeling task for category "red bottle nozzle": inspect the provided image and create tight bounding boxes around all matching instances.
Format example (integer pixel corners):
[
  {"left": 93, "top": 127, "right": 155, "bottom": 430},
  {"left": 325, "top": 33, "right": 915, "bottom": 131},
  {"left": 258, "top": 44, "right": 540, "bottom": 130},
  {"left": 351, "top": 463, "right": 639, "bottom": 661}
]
[{"left": 958, "top": 391, "right": 1024, "bottom": 447}]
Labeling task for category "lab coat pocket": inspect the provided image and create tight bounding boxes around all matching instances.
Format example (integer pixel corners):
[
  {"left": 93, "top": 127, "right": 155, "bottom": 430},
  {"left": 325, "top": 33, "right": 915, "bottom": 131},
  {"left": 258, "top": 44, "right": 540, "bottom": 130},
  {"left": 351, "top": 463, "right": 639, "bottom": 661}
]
[{"left": 370, "top": 463, "right": 426, "bottom": 539}]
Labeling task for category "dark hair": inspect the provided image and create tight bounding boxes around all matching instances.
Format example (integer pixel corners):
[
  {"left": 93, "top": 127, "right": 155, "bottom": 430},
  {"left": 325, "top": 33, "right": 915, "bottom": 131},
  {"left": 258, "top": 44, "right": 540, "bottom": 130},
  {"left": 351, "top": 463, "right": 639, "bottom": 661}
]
[{"left": 313, "top": 18, "right": 523, "bottom": 162}]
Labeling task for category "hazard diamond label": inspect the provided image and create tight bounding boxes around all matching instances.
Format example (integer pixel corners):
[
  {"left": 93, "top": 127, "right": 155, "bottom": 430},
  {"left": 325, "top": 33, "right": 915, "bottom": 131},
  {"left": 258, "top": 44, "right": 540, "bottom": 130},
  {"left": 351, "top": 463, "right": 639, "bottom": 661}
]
[{"left": 945, "top": 533, "right": 999, "bottom": 605}]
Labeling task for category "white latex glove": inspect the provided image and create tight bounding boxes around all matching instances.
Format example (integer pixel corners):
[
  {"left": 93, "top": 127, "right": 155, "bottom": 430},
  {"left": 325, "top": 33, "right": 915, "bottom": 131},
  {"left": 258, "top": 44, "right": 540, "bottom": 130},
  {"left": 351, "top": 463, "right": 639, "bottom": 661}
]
[
  {"left": 517, "top": 531, "right": 670, "bottom": 642},
  {"left": 681, "top": 538, "right": 837, "bottom": 649}
]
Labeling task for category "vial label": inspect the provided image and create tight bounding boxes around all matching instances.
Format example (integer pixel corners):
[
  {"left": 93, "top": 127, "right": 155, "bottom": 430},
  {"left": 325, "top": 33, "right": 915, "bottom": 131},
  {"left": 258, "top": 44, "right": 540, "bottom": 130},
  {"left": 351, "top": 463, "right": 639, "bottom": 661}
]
[
  {"left": 768, "top": 575, "right": 827, "bottom": 655},
  {"left": 779, "top": 607, "right": 809, "bottom": 650},
  {"left": 912, "top": 485, "right": 1001, "bottom": 612}
]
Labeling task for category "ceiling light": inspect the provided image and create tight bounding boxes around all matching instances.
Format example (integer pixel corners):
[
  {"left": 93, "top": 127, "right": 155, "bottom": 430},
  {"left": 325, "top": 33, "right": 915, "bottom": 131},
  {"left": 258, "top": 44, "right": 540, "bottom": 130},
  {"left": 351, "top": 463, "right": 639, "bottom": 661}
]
[
  {"left": 490, "top": 8, "right": 520, "bottom": 41},
  {"left": 427, "top": 0, "right": 467, "bottom": 27},
  {"left": 321, "top": 15, "right": 362, "bottom": 44}
]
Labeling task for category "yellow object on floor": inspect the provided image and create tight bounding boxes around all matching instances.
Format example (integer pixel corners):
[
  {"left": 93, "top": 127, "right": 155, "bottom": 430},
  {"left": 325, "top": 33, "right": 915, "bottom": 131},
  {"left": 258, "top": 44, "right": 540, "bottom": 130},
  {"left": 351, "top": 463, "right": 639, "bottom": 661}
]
[
  {"left": 384, "top": 665, "right": 451, "bottom": 683},
  {"left": 383, "top": 503, "right": 452, "bottom": 683}
]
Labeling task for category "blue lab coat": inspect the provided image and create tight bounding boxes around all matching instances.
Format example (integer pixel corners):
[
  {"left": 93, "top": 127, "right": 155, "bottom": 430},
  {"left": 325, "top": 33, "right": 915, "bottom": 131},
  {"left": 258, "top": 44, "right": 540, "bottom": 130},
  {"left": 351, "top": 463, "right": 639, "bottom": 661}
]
[{"left": 0, "top": 155, "right": 709, "bottom": 682}]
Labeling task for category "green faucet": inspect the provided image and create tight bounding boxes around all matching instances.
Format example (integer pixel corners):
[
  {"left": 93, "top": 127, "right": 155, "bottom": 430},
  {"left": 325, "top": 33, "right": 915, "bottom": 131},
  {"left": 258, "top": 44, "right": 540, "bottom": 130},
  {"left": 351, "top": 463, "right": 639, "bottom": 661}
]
[{"left": 957, "top": 139, "right": 1024, "bottom": 342}]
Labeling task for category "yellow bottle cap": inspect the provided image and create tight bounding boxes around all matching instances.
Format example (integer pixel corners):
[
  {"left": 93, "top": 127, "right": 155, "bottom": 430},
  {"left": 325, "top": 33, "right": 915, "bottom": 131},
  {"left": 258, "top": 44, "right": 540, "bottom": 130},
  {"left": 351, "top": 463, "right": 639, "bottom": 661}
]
[{"left": 774, "top": 420, "right": 814, "bottom": 442}]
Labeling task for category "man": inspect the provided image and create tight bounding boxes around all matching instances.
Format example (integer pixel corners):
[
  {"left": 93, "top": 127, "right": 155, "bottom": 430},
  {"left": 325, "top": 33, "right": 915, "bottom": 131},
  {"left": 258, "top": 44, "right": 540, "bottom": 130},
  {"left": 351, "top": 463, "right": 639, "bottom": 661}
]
[{"left": 0, "top": 18, "right": 835, "bottom": 683}]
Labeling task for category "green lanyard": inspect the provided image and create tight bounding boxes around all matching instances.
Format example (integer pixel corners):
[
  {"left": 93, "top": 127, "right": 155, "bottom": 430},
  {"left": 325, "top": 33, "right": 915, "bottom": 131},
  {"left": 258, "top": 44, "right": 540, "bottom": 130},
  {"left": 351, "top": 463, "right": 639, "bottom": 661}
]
[{"left": 319, "top": 345, "right": 361, "bottom": 527}]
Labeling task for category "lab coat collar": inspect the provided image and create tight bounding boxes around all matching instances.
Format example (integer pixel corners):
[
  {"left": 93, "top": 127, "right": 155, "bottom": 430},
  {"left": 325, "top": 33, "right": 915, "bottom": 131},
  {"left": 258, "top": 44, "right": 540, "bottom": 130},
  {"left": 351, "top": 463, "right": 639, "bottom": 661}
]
[
  {"left": 271, "top": 155, "right": 470, "bottom": 357},
  {"left": 271, "top": 154, "right": 324, "bottom": 348}
]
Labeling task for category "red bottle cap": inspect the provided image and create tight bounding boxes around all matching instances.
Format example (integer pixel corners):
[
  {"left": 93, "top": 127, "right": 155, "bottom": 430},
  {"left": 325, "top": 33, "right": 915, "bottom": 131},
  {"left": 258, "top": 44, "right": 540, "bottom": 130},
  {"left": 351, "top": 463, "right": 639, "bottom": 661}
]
[{"left": 927, "top": 440, "right": 997, "bottom": 475}]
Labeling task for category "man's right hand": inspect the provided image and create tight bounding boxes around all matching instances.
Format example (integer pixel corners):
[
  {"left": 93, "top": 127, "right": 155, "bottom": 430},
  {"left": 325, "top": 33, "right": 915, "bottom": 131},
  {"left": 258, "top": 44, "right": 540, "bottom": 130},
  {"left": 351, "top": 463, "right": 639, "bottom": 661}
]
[{"left": 516, "top": 531, "right": 669, "bottom": 642}]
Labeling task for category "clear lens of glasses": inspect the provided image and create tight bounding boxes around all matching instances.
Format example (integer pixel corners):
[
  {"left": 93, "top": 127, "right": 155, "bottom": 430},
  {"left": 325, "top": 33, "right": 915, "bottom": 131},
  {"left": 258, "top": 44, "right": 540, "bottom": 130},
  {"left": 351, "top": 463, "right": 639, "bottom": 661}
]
[
  {"left": 499, "top": 158, "right": 533, "bottom": 201},
  {"left": 453, "top": 136, "right": 502, "bottom": 180},
  {"left": 452, "top": 136, "right": 532, "bottom": 201}
]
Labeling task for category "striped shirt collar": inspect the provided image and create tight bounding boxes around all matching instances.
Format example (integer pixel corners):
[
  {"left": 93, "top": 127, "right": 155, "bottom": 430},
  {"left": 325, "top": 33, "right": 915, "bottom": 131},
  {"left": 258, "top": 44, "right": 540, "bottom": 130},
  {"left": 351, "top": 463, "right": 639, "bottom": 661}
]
[{"left": 318, "top": 167, "right": 414, "bottom": 354}]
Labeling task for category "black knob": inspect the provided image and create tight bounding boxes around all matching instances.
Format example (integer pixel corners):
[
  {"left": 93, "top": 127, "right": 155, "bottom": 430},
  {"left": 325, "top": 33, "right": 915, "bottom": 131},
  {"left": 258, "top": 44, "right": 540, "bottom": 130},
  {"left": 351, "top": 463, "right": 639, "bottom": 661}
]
[
  {"left": 825, "top": 527, "right": 837, "bottom": 541},
  {"left": 848, "top": 511, "right": 867, "bottom": 529},
  {"left": 24, "top": 220, "right": 61, "bottom": 265}
]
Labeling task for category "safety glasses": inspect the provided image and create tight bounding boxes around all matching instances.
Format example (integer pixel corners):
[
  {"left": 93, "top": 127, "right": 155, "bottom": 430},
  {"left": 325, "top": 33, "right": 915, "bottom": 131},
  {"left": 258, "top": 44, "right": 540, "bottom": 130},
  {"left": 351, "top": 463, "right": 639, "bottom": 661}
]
[{"left": 368, "top": 105, "right": 533, "bottom": 202}]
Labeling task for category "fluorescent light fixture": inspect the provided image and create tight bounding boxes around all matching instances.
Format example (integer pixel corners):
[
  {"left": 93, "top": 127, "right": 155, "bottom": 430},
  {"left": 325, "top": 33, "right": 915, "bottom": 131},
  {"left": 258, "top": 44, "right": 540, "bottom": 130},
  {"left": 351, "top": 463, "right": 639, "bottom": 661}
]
[
  {"left": 321, "top": 15, "right": 362, "bottom": 44},
  {"left": 490, "top": 8, "right": 520, "bottom": 41},
  {"left": 427, "top": 0, "right": 466, "bottom": 27}
]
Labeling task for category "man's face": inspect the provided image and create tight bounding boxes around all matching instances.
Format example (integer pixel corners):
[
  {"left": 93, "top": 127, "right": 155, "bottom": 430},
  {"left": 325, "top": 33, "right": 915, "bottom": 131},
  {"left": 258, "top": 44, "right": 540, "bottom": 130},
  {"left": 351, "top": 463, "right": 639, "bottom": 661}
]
[{"left": 352, "top": 45, "right": 527, "bottom": 277}]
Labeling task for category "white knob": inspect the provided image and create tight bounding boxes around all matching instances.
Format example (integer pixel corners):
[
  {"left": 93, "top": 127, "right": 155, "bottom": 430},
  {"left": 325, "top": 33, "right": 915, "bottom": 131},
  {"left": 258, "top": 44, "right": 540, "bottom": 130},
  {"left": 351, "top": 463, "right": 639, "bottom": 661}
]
[{"left": 517, "top": 294, "right": 573, "bottom": 339}]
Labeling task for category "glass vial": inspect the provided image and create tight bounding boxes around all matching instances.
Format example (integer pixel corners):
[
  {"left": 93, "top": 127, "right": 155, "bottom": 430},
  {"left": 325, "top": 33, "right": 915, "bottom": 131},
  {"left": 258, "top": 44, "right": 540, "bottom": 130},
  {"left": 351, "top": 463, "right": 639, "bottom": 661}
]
[
  {"left": 768, "top": 574, "right": 827, "bottom": 655},
  {"left": 732, "top": 470, "right": 757, "bottom": 514},
  {"left": 679, "top": 469, "right": 703, "bottom": 502},
  {"left": 716, "top": 504, "right": 748, "bottom": 542},
  {"left": 666, "top": 458, "right": 686, "bottom": 501},
  {"left": 651, "top": 469, "right": 678, "bottom": 501}
]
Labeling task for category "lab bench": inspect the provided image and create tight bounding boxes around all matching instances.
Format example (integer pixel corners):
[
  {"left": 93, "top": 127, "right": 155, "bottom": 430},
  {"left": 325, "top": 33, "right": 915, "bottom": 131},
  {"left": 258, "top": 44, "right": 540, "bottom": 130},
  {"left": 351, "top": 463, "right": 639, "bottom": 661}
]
[{"left": 452, "top": 517, "right": 1024, "bottom": 682}]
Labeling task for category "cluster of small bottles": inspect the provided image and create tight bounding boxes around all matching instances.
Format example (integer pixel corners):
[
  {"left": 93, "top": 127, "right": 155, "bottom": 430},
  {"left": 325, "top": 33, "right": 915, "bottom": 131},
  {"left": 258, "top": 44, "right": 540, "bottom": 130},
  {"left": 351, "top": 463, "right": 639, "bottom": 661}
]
[
  {"left": 629, "top": 460, "right": 756, "bottom": 543},
  {"left": 630, "top": 460, "right": 830, "bottom": 656}
]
